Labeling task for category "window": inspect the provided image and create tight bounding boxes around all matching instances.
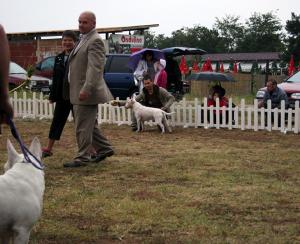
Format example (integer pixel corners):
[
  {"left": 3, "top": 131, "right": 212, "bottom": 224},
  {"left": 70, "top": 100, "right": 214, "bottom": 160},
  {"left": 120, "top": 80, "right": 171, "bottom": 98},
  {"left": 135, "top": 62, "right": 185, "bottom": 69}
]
[
  {"left": 40, "top": 57, "right": 55, "bottom": 71},
  {"left": 108, "top": 56, "right": 131, "bottom": 73}
]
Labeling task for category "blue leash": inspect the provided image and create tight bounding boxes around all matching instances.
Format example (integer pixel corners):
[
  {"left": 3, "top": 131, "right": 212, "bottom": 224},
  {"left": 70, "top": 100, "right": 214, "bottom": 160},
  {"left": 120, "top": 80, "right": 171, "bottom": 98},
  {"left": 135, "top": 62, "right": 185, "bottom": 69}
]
[{"left": 7, "top": 117, "right": 44, "bottom": 170}]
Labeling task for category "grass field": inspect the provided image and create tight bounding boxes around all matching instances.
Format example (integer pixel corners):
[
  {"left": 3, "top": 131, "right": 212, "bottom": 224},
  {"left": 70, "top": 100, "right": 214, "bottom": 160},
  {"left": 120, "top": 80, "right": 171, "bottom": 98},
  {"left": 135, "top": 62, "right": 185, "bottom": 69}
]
[{"left": 0, "top": 120, "right": 299, "bottom": 243}]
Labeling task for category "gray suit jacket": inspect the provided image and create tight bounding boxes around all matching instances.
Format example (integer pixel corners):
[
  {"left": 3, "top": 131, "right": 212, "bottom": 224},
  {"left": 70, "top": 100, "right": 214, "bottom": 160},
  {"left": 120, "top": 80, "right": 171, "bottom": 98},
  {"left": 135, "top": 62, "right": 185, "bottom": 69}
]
[{"left": 68, "top": 29, "right": 113, "bottom": 105}]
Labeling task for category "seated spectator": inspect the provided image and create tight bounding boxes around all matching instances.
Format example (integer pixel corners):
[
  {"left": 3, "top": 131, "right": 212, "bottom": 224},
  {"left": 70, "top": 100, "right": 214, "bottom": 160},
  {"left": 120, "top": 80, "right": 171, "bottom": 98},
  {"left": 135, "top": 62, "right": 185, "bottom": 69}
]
[
  {"left": 206, "top": 91, "right": 228, "bottom": 123},
  {"left": 258, "top": 79, "right": 288, "bottom": 109},
  {"left": 258, "top": 79, "right": 288, "bottom": 126},
  {"left": 154, "top": 59, "right": 167, "bottom": 89},
  {"left": 208, "top": 91, "right": 228, "bottom": 110}
]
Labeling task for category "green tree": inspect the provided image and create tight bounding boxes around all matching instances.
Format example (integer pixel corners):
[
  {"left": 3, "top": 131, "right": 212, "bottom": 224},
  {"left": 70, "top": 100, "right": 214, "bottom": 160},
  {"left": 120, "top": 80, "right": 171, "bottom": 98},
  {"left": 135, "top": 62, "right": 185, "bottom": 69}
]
[
  {"left": 238, "top": 12, "right": 284, "bottom": 52},
  {"left": 283, "top": 12, "right": 300, "bottom": 63},
  {"left": 143, "top": 31, "right": 157, "bottom": 48},
  {"left": 214, "top": 15, "right": 245, "bottom": 52}
]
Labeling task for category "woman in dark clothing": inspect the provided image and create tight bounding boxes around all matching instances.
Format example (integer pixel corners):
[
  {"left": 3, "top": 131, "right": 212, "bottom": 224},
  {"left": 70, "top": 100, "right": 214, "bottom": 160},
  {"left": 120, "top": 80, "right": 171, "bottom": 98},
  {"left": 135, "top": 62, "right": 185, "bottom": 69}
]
[{"left": 42, "top": 30, "right": 77, "bottom": 157}]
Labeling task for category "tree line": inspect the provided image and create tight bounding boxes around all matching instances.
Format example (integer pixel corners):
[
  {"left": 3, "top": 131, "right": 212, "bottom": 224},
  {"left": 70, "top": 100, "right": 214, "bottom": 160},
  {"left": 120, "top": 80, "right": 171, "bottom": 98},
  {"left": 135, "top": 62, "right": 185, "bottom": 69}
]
[{"left": 141, "top": 12, "right": 300, "bottom": 64}]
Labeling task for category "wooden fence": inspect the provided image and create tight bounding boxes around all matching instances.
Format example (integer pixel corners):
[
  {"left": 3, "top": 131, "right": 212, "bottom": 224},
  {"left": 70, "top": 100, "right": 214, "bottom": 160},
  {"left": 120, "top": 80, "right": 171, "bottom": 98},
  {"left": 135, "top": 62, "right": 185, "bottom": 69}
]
[{"left": 10, "top": 92, "right": 300, "bottom": 134}]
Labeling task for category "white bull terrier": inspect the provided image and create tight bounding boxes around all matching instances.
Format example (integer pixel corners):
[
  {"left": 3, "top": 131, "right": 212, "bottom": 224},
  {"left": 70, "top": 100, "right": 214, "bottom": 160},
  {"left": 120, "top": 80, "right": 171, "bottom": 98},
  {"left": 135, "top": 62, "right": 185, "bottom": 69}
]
[
  {"left": 0, "top": 138, "right": 45, "bottom": 244},
  {"left": 125, "top": 95, "right": 174, "bottom": 133}
]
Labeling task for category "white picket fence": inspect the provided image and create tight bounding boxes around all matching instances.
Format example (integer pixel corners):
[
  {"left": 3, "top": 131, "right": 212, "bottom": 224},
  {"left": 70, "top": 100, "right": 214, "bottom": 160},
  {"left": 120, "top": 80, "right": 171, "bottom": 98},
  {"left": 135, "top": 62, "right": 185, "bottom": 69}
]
[{"left": 10, "top": 91, "right": 300, "bottom": 134}]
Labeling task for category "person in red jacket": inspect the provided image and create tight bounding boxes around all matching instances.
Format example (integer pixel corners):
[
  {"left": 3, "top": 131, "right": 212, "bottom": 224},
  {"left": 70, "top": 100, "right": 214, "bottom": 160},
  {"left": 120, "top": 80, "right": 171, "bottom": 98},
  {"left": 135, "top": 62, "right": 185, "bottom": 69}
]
[
  {"left": 154, "top": 59, "right": 167, "bottom": 89},
  {"left": 207, "top": 91, "right": 228, "bottom": 111}
]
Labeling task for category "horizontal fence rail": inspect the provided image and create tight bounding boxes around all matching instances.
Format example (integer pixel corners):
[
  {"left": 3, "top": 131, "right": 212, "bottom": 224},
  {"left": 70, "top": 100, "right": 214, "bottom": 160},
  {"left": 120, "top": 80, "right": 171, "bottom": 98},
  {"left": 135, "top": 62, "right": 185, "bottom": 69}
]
[{"left": 10, "top": 92, "right": 300, "bottom": 134}]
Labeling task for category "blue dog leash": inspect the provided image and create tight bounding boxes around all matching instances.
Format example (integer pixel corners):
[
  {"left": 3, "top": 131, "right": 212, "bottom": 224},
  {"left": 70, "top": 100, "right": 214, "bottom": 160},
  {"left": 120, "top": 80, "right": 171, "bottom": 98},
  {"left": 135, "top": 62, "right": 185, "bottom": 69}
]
[{"left": 7, "top": 117, "right": 44, "bottom": 170}]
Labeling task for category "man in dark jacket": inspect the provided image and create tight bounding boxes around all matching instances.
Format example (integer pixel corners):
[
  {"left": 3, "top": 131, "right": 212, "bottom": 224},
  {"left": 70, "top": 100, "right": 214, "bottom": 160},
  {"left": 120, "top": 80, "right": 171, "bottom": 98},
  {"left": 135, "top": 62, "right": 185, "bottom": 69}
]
[{"left": 258, "top": 79, "right": 288, "bottom": 126}]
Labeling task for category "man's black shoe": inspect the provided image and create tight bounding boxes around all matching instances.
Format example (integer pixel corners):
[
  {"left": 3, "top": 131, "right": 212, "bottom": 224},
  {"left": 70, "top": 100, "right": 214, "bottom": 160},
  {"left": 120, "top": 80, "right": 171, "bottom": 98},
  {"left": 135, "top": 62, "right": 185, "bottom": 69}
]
[
  {"left": 90, "top": 150, "right": 114, "bottom": 163},
  {"left": 63, "top": 161, "right": 87, "bottom": 168}
]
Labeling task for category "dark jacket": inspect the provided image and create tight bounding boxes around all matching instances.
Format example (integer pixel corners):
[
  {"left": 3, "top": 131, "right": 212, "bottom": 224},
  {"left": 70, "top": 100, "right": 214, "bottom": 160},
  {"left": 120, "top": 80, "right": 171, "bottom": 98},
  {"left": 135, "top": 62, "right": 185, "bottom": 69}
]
[
  {"left": 49, "top": 51, "right": 69, "bottom": 102},
  {"left": 136, "top": 85, "right": 175, "bottom": 112},
  {"left": 263, "top": 87, "right": 288, "bottom": 109}
]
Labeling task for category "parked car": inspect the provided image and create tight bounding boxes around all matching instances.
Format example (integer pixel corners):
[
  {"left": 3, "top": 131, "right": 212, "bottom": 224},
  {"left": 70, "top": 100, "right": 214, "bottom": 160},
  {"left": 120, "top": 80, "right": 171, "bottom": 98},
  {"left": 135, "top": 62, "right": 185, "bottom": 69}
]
[
  {"left": 256, "top": 71, "right": 300, "bottom": 108},
  {"left": 9, "top": 62, "right": 51, "bottom": 94},
  {"left": 33, "top": 47, "right": 207, "bottom": 100},
  {"left": 34, "top": 54, "right": 138, "bottom": 99},
  {"left": 34, "top": 56, "right": 55, "bottom": 79}
]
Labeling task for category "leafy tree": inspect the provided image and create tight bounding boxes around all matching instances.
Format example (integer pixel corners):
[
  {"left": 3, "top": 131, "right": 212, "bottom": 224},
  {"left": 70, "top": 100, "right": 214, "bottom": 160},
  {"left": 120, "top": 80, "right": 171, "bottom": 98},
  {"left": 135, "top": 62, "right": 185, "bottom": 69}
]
[
  {"left": 283, "top": 12, "right": 300, "bottom": 63},
  {"left": 214, "top": 15, "right": 245, "bottom": 52},
  {"left": 238, "top": 12, "right": 284, "bottom": 52},
  {"left": 143, "top": 31, "right": 157, "bottom": 48}
]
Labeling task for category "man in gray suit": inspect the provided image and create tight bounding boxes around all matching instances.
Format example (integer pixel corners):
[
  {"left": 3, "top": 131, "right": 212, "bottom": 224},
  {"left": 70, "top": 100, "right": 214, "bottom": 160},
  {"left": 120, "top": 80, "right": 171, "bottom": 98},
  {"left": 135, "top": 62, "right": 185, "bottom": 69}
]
[{"left": 64, "top": 11, "right": 114, "bottom": 167}]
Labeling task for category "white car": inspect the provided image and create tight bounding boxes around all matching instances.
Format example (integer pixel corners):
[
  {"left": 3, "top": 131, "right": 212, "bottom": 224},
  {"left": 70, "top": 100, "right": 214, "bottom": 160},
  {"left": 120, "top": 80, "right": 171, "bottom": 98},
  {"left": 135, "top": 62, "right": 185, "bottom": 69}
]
[{"left": 9, "top": 62, "right": 52, "bottom": 94}]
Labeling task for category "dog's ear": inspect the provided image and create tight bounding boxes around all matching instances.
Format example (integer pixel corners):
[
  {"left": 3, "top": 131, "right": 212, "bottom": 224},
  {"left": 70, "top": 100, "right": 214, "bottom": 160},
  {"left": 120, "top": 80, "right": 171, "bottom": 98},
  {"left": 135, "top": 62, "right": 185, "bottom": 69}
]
[
  {"left": 132, "top": 93, "right": 137, "bottom": 101},
  {"left": 5, "top": 139, "right": 19, "bottom": 171},
  {"left": 29, "top": 137, "right": 42, "bottom": 160}
]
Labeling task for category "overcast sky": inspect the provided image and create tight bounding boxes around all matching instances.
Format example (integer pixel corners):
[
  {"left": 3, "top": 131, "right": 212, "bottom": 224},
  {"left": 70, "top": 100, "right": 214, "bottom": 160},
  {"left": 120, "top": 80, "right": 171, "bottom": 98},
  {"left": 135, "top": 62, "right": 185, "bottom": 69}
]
[{"left": 1, "top": 0, "right": 299, "bottom": 36}]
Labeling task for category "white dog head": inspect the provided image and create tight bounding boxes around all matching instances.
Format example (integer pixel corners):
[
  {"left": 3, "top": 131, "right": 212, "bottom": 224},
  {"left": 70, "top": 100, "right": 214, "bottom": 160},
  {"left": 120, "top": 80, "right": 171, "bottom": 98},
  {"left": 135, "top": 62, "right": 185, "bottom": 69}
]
[
  {"left": 125, "top": 94, "right": 137, "bottom": 109},
  {"left": 4, "top": 137, "right": 42, "bottom": 172}
]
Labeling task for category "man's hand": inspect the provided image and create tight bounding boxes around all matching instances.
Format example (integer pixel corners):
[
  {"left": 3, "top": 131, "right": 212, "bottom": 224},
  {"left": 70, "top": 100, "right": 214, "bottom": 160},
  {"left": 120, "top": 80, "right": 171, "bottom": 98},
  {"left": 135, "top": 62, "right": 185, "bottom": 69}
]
[
  {"left": 111, "top": 100, "right": 119, "bottom": 106},
  {"left": 79, "top": 91, "right": 89, "bottom": 101}
]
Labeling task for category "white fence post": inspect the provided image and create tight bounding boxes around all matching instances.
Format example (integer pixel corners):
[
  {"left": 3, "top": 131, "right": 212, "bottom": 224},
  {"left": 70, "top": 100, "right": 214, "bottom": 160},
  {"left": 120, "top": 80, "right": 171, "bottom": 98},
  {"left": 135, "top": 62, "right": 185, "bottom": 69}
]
[{"left": 9, "top": 93, "right": 300, "bottom": 134}]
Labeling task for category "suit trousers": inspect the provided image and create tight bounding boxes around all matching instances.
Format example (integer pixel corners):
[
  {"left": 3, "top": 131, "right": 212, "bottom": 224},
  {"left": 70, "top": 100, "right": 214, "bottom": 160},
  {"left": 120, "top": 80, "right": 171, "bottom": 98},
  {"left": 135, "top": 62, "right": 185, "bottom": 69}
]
[
  {"left": 49, "top": 100, "right": 72, "bottom": 140},
  {"left": 73, "top": 104, "right": 112, "bottom": 162}
]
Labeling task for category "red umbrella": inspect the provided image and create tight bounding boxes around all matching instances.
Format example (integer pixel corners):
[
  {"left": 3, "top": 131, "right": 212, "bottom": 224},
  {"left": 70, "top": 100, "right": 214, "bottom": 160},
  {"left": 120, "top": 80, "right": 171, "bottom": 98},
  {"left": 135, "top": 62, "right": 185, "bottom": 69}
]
[
  {"left": 179, "top": 55, "right": 189, "bottom": 74},
  {"left": 202, "top": 58, "right": 213, "bottom": 72},
  {"left": 288, "top": 55, "right": 295, "bottom": 76},
  {"left": 192, "top": 60, "right": 200, "bottom": 72},
  {"left": 201, "top": 61, "right": 207, "bottom": 71},
  {"left": 220, "top": 63, "right": 224, "bottom": 73},
  {"left": 233, "top": 62, "right": 238, "bottom": 73}
]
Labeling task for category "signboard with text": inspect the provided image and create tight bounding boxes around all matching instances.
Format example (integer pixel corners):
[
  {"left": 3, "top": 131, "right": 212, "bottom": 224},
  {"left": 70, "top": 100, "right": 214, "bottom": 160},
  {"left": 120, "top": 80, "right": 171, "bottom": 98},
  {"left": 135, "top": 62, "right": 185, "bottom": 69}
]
[{"left": 109, "top": 34, "right": 144, "bottom": 54}]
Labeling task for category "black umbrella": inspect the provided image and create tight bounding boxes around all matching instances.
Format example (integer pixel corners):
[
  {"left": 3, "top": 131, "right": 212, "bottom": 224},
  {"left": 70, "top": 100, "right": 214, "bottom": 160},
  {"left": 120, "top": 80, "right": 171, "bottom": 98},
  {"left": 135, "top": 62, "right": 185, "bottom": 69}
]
[
  {"left": 187, "top": 72, "right": 236, "bottom": 82},
  {"left": 162, "top": 47, "right": 207, "bottom": 57}
]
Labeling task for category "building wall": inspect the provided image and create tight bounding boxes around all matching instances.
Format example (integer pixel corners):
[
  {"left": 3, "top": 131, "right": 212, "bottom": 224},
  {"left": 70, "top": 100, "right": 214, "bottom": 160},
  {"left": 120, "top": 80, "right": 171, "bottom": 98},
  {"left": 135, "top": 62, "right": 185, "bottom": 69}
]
[
  {"left": 9, "top": 39, "right": 62, "bottom": 69},
  {"left": 9, "top": 40, "right": 37, "bottom": 69},
  {"left": 9, "top": 38, "right": 109, "bottom": 69}
]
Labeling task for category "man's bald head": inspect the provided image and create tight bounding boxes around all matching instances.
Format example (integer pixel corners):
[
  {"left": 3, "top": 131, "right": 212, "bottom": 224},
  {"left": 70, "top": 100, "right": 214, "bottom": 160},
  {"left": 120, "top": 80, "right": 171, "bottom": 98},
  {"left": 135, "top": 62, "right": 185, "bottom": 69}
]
[{"left": 78, "top": 11, "right": 96, "bottom": 34}]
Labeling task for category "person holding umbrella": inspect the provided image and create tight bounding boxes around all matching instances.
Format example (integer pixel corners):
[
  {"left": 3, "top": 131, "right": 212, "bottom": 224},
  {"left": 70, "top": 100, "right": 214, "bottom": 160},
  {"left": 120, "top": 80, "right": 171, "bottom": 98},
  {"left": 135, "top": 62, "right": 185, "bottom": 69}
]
[{"left": 133, "top": 50, "right": 160, "bottom": 92}]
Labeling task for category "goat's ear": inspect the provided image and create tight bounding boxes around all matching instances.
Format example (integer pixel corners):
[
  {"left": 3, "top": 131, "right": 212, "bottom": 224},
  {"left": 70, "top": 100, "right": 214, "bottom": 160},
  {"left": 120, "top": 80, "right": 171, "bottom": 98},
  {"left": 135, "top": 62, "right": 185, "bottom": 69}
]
[
  {"left": 29, "top": 137, "right": 42, "bottom": 160},
  {"left": 5, "top": 139, "right": 19, "bottom": 170}
]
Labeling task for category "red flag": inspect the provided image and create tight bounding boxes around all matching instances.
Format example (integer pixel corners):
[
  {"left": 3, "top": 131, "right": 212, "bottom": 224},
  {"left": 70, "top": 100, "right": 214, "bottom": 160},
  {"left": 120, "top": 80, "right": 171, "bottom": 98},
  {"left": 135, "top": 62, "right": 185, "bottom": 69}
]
[
  {"left": 179, "top": 55, "right": 189, "bottom": 74},
  {"left": 288, "top": 55, "right": 295, "bottom": 76},
  {"left": 233, "top": 62, "right": 238, "bottom": 73},
  {"left": 192, "top": 60, "right": 200, "bottom": 72},
  {"left": 206, "top": 58, "right": 213, "bottom": 72},
  {"left": 202, "top": 58, "right": 213, "bottom": 72},
  {"left": 220, "top": 63, "right": 224, "bottom": 73},
  {"left": 201, "top": 62, "right": 207, "bottom": 71}
]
